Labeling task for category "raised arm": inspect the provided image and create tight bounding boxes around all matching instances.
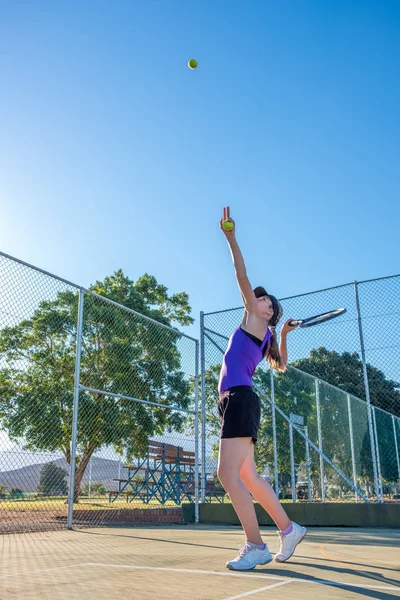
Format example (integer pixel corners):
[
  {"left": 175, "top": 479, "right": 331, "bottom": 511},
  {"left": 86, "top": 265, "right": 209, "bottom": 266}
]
[
  {"left": 279, "top": 319, "right": 299, "bottom": 366},
  {"left": 220, "top": 206, "right": 258, "bottom": 314}
]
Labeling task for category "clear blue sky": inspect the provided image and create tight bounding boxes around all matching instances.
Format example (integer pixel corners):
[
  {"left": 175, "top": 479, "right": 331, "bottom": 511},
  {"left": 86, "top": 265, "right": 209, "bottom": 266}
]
[{"left": 1, "top": 0, "right": 399, "bottom": 338}]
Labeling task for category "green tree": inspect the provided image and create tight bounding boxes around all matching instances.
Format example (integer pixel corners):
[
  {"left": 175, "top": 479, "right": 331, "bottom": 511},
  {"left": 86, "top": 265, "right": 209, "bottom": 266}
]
[
  {"left": 0, "top": 270, "right": 194, "bottom": 502},
  {"left": 38, "top": 462, "right": 68, "bottom": 495},
  {"left": 293, "top": 347, "right": 400, "bottom": 485},
  {"left": 293, "top": 347, "right": 400, "bottom": 416},
  {"left": 292, "top": 347, "right": 400, "bottom": 486},
  {"left": 81, "top": 481, "right": 106, "bottom": 496},
  {"left": 193, "top": 344, "right": 400, "bottom": 495}
]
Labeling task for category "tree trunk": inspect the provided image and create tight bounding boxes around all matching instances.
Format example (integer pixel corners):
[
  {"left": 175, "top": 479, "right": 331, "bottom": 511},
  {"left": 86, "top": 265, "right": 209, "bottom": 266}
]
[{"left": 72, "top": 449, "right": 95, "bottom": 503}]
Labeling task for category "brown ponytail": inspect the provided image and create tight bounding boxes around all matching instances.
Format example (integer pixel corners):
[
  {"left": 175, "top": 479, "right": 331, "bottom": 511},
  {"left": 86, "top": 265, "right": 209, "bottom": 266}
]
[{"left": 266, "top": 326, "right": 287, "bottom": 372}]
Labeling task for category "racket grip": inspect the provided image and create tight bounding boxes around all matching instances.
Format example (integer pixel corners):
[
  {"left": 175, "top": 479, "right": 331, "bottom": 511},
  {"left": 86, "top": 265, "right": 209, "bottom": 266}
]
[{"left": 288, "top": 319, "right": 301, "bottom": 327}]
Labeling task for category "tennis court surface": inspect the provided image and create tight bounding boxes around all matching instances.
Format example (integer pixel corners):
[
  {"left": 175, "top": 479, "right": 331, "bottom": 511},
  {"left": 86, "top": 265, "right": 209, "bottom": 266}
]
[{"left": 1, "top": 525, "right": 399, "bottom": 599}]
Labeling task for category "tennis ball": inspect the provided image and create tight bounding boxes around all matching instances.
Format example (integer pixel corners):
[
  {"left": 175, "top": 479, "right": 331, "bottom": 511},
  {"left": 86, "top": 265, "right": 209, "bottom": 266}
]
[
  {"left": 188, "top": 58, "right": 198, "bottom": 69},
  {"left": 222, "top": 220, "right": 234, "bottom": 232}
]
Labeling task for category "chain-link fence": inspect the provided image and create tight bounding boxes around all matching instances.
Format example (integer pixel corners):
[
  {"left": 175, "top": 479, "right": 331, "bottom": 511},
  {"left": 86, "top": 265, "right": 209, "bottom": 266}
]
[
  {"left": 201, "top": 275, "right": 400, "bottom": 504},
  {"left": 0, "top": 251, "right": 199, "bottom": 533},
  {"left": 1, "top": 249, "right": 399, "bottom": 536}
]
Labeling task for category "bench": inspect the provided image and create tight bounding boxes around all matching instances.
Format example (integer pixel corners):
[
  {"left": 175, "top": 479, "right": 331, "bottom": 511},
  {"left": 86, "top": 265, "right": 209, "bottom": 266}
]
[
  {"left": 204, "top": 479, "right": 225, "bottom": 503},
  {"left": 109, "top": 440, "right": 196, "bottom": 505},
  {"left": 147, "top": 440, "right": 196, "bottom": 468}
]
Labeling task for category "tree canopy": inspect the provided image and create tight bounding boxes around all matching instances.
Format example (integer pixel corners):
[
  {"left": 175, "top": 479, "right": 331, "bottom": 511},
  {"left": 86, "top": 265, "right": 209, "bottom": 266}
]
[
  {"left": 293, "top": 347, "right": 400, "bottom": 417},
  {"left": 0, "top": 270, "right": 194, "bottom": 500},
  {"left": 38, "top": 462, "right": 68, "bottom": 495},
  {"left": 201, "top": 344, "right": 399, "bottom": 495}
]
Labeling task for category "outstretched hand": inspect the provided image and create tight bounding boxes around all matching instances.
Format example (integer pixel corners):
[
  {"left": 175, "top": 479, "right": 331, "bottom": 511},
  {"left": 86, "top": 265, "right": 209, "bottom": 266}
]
[{"left": 220, "top": 206, "right": 236, "bottom": 237}]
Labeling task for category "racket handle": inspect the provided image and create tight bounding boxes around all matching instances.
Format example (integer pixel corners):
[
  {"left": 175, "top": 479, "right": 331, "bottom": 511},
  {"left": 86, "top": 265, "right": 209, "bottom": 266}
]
[{"left": 288, "top": 319, "right": 301, "bottom": 327}]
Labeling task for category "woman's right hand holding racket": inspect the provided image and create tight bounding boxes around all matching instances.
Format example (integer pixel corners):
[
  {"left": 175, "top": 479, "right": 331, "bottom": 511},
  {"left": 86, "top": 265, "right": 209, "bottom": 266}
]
[
  {"left": 220, "top": 206, "right": 236, "bottom": 238},
  {"left": 281, "top": 319, "right": 299, "bottom": 335}
]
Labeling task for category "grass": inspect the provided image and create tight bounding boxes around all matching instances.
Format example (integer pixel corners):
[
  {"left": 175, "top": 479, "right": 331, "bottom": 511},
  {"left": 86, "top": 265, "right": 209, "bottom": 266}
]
[
  {"left": 2, "top": 494, "right": 379, "bottom": 512},
  {"left": 0, "top": 495, "right": 199, "bottom": 511}
]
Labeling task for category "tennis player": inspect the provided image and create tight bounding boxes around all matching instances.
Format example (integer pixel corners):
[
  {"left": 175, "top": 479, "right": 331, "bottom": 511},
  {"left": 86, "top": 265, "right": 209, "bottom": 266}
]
[{"left": 217, "top": 206, "right": 306, "bottom": 571}]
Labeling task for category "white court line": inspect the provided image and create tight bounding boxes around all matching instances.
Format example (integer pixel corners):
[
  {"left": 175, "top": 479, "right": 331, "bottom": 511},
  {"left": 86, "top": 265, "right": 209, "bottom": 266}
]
[
  {"left": 87, "top": 563, "right": 400, "bottom": 592},
  {"left": 223, "top": 580, "right": 291, "bottom": 600},
  {"left": 0, "top": 563, "right": 90, "bottom": 580}
]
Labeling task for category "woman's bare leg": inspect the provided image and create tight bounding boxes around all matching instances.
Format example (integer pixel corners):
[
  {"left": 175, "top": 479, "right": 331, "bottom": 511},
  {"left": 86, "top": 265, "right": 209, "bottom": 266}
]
[
  {"left": 217, "top": 437, "right": 263, "bottom": 545},
  {"left": 240, "top": 443, "right": 291, "bottom": 531}
]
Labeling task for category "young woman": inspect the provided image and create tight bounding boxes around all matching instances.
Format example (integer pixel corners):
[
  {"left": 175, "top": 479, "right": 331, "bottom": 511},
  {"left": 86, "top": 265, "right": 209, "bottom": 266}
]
[{"left": 217, "top": 206, "right": 306, "bottom": 571}]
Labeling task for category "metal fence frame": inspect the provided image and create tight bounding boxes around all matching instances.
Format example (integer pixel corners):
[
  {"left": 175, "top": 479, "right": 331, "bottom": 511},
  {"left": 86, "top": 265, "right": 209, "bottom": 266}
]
[
  {"left": 201, "top": 324, "right": 374, "bottom": 503},
  {"left": 1, "top": 249, "right": 399, "bottom": 529},
  {"left": 200, "top": 273, "right": 400, "bottom": 504},
  {"left": 0, "top": 250, "right": 200, "bottom": 530}
]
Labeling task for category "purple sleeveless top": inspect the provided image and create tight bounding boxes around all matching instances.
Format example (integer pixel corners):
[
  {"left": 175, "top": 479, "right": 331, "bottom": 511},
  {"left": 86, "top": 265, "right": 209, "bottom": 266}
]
[{"left": 218, "top": 326, "right": 272, "bottom": 393}]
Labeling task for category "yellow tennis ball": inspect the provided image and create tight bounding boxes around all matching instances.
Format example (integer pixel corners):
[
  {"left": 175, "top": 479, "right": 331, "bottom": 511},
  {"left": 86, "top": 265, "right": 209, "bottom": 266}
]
[
  {"left": 188, "top": 58, "right": 198, "bottom": 69},
  {"left": 222, "top": 220, "right": 234, "bottom": 232}
]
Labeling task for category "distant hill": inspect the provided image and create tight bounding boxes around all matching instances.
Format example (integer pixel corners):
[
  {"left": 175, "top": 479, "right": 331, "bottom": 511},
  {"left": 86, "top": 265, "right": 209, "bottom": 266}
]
[{"left": 0, "top": 455, "right": 121, "bottom": 492}]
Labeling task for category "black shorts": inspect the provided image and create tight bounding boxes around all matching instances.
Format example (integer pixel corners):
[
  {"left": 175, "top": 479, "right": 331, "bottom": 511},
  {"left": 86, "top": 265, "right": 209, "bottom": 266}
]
[{"left": 218, "top": 385, "right": 261, "bottom": 443}]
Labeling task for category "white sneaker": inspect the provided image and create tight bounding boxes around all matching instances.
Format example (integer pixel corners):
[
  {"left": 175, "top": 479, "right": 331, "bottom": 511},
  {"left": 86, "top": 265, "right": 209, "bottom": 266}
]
[
  {"left": 226, "top": 542, "right": 272, "bottom": 571},
  {"left": 275, "top": 522, "right": 307, "bottom": 562}
]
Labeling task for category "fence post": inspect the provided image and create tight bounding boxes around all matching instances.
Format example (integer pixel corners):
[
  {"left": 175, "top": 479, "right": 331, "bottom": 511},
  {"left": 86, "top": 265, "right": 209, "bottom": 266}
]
[
  {"left": 199, "top": 311, "right": 206, "bottom": 503},
  {"left": 304, "top": 426, "right": 312, "bottom": 503},
  {"left": 392, "top": 416, "right": 400, "bottom": 483},
  {"left": 194, "top": 340, "right": 200, "bottom": 523},
  {"left": 270, "top": 369, "right": 279, "bottom": 497},
  {"left": 372, "top": 407, "right": 383, "bottom": 501},
  {"left": 354, "top": 281, "right": 381, "bottom": 502},
  {"left": 67, "top": 288, "right": 84, "bottom": 530},
  {"left": 289, "top": 420, "right": 296, "bottom": 502},
  {"left": 315, "top": 379, "right": 325, "bottom": 502},
  {"left": 347, "top": 394, "right": 359, "bottom": 503}
]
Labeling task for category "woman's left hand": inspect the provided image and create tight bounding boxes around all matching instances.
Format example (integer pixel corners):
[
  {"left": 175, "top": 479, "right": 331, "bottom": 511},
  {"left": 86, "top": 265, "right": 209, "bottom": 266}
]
[{"left": 281, "top": 319, "right": 299, "bottom": 335}]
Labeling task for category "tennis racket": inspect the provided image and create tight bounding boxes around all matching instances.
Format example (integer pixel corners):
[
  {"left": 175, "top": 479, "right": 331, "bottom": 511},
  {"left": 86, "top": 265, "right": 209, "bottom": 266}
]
[{"left": 288, "top": 308, "right": 346, "bottom": 328}]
